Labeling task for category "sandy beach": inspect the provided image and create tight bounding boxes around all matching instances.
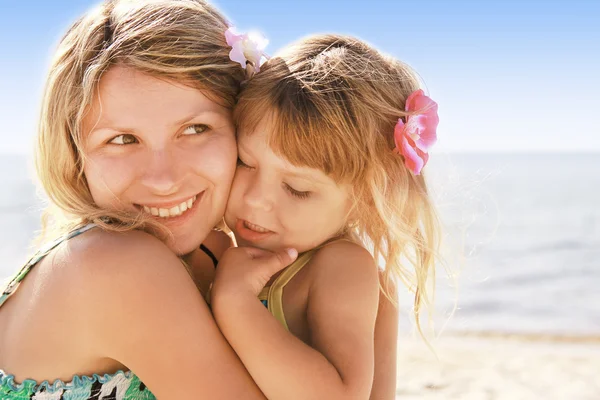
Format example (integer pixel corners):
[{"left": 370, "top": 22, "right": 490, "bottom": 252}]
[{"left": 395, "top": 333, "right": 600, "bottom": 399}]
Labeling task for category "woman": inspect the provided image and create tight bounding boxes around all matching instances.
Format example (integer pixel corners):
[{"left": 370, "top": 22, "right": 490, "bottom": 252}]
[{"left": 0, "top": 1, "right": 288, "bottom": 398}]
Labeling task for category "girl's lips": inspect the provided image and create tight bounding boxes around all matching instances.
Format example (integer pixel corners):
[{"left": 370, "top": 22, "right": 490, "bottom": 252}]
[{"left": 235, "top": 218, "right": 275, "bottom": 242}]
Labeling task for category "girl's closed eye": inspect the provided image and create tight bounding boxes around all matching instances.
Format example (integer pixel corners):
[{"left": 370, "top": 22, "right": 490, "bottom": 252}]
[
  {"left": 284, "top": 183, "right": 311, "bottom": 200},
  {"left": 236, "top": 157, "right": 254, "bottom": 169}
]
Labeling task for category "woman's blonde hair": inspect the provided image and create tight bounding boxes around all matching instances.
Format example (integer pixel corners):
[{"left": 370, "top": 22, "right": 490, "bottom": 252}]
[
  {"left": 36, "top": 0, "right": 244, "bottom": 239},
  {"left": 234, "top": 34, "right": 441, "bottom": 333}
]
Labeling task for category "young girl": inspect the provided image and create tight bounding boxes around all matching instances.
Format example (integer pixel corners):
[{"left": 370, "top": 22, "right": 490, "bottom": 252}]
[{"left": 210, "top": 34, "right": 440, "bottom": 399}]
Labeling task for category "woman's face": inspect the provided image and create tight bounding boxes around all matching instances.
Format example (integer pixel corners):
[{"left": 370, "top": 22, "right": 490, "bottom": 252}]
[{"left": 82, "top": 66, "right": 237, "bottom": 255}]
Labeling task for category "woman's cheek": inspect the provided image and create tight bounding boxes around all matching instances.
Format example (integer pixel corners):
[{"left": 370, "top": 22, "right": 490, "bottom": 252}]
[
  {"left": 195, "top": 136, "right": 237, "bottom": 183},
  {"left": 83, "top": 153, "right": 139, "bottom": 208}
]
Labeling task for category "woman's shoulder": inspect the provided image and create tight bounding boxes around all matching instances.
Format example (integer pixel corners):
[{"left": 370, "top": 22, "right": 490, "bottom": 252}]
[
  {"left": 39, "top": 228, "right": 198, "bottom": 318},
  {"left": 0, "top": 228, "right": 202, "bottom": 369},
  {"left": 17, "top": 228, "right": 250, "bottom": 396},
  {"left": 53, "top": 228, "right": 180, "bottom": 277}
]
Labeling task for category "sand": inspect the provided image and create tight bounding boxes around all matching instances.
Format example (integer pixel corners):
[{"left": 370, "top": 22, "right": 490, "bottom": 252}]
[{"left": 395, "top": 333, "right": 600, "bottom": 400}]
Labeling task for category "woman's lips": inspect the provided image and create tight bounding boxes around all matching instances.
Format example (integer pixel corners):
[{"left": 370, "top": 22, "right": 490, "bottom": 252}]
[
  {"left": 140, "top": 195, "right": 198, "bottom": 218},
  {"left": 136, "top": 191, "right": 204, "bottom": 225}
]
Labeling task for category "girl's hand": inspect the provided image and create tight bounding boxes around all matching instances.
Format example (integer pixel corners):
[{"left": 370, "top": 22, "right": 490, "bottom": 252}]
[{"left": 211, "top": 246, "right": 298, "bottom": 300}]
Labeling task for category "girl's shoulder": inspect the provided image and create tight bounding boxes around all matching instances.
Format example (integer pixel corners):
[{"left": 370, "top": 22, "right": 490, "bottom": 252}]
[
  {"left": 304, "top": 239, "right": 379, "bottom": 290},
  {"left": 311, "top": 239, "right": 375, "bottom": 265}
]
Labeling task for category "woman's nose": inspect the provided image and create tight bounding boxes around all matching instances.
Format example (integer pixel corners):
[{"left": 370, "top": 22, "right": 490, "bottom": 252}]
[{"left": 140, "top": 150, "right": 184, "bottom": 196}]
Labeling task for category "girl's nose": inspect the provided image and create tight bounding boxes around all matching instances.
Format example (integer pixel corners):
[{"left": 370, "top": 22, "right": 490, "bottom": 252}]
[{"left": 242, "top": 174, "right": 274, "bottom": 212}]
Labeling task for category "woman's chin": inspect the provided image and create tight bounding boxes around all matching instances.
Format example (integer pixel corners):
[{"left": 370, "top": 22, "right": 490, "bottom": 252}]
[
  {"left": 158, "top": 226, "right": 209, "bottom": 257},
  {"left": 166, "top": 238, "right": 200, "bottom": 257}
]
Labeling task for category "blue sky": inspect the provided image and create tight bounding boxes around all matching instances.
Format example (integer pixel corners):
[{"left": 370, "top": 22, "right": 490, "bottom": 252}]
[{"left": 0, "top": 0, "right": 598, "bottom": 154}]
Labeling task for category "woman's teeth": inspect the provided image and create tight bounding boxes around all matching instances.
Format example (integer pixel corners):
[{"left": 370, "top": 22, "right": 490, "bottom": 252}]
[
  {"left": 244, "top": 220, "right": 270, "bottom": 233},
  {"left": 142, "top": 196, "right": 197, "bottom": 218}
]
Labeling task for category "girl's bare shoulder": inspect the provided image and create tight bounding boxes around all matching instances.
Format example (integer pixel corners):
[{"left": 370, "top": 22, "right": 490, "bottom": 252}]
[{"left": 306, "top": 240, "right": 379, "bottom": 290}]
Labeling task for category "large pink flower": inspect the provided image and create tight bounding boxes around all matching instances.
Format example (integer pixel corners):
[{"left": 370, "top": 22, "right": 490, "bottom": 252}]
[
  {"left": 393, "top": 89, "right": 439, "bottom": 175},
  {"left": 225, "top": 27, "right": 268, "bottom": 73}
]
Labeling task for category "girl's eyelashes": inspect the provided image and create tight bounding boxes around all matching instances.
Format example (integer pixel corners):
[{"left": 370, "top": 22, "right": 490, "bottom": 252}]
[
  {"left": 236, "top": 157, "right": 253, "bottom": 169},
  {"left": 236, "top": 155, "right": 311, "bottom": 199},
  {"left": 109, "top": 133, "right": 138, "bottom": 145},
  {"left": 284, "top": 183, "right": 311, "bottom": 200},
  {"left": 182, "top": 124, "right": 209, "bottom": 135}
]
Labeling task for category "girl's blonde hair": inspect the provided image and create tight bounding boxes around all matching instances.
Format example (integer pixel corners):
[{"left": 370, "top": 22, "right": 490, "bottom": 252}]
[
  {"left": 234, "top": 34, "right": 441, "bottom": 332},
  {"left": 36, "top": 0, "right": 244, "bottom": 239}
]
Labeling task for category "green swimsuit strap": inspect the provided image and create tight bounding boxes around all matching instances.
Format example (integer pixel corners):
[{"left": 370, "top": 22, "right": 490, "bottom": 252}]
[{"left": 266, "top": 249, "right": 317, "bottom": 330}]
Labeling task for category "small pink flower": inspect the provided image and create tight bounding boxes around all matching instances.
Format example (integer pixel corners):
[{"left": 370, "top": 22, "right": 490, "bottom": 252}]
[
  {"left": 394, "top": 89, "right": 439, "bottom": 175},
  {"left": 225, "top": 27, "right": 268, "bottom": 73}
]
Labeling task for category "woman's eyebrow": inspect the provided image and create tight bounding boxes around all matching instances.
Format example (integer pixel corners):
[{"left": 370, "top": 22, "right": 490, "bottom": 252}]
[
  {"left": 86, "top": 117, "right": 132, "bottom": 135},
  {"left": 173, "top": 110, "right": 228, "bottom": 126},
  {"left": 88, "top": 110, "right": 229, "bottom": 134}
]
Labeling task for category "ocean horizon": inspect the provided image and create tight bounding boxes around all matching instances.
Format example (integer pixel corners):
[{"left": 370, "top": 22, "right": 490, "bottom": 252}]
[{"left": 1, "top": 152, "right": 599, "bottom": 337}]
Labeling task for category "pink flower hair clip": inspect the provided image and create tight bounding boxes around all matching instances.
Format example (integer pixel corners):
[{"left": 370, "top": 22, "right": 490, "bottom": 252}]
[
  {"left": 225, "top": 27, "right": 268, "bottom": 77},
  {"left": 393, "top": 89, "right": 439, "bottom": 175}
]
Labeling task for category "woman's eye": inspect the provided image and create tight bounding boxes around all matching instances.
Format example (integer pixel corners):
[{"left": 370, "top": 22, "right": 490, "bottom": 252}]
[
  {"left": 183, "top": 124, "right": 209, "bottom": 135},
  {"left": 284, "top": 183, "right": 311, "bottom": 200},
  {"left": 236, "top": 157, "right": 253, "bottom": 169},
  {"left": 109, "top": 134, "right": 138, "bottom": 145}
]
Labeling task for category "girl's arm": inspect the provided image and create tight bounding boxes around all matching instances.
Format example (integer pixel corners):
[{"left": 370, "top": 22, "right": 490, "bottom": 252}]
[
  {"left": 370, "top": 279, "right": 399, "bottom": 400},
  {"left": 211, "top": 241, "right": 380, "bottom": 400},
  {"left": 66, "top": 229, "right": 274, "bottom": 400}
]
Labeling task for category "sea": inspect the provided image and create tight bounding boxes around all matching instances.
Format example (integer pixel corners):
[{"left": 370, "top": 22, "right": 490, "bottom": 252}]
[{"left": 1, "top": 152, "right": 599, "bottom": 337}]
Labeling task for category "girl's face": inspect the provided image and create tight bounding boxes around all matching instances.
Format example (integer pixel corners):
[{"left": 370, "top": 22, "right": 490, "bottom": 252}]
[
  {"left": 224, "top": 121, "right": 352, "bottom": 253},
  {"left": 82, "top": 66, "right": 237, "bottom": 255}
]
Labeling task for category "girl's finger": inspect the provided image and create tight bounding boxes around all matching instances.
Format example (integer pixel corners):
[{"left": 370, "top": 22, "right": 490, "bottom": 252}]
[
  {"left": 262, "top": 248, "right": 298, "bottom": 276},
  {"left": 242, "top": 246, "right": 271, "bottom": 259}
]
